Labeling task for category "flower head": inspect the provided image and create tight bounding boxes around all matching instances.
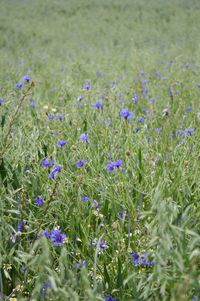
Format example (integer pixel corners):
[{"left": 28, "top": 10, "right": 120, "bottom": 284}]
[
  {"left": 81, "top": 195, "right": 89, "bottom": 202},
  {"left": 119, "top": 108, "right": 134, "bottom": 120},
  {"left": 34, "top": 196, "right": 44, "bottom": 206},
  {"left": 50, "top": 228, "right": 66, "bottom": 246},
  {"left": 79, "top": 133, "right": 89, "bottom": 142},
  {"left": 40, "top": 157, "right": 53, "bottom": 167},
  {"left": 57, "top": 140, "right": 67, "bottom": 147},
  {"left": 131, "top": 251, "right": 156, "bottom": 266},
  {"left": 106, "top": 159, "right": 122, "bottom": 172},
  {"left": 0, "top": 98, "right": 4, "bottom": 105},
  {"left": 93, "top": 101, "right": 103, "bottom": 109},
  {"left": 16, "top": 82, "right": 24, "bottom": 89},
  {"left": 23, "top": 74, "right": 31, "bottom": 82},
  {"left": 49, "top": 165, "right": 62, "bottom": 179},
  {"left": 76, "top": 160, "right": 87, "bottom": 167},
  {"left": 138, "top": 117, "right": 144, "bottom": 123}
]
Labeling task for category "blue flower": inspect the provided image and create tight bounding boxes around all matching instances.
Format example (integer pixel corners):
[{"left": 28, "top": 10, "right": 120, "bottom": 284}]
[
  {"left": 93, "top": 101, "right": 103, "bottom": 108},
  {"left": 83, "top": 83, "right": 91, "bottom": 90},
  {"left": 34, "top": 196, "right": 44, "bottom": 206},
  {"left": 16, "top": 82, "right": 24, "bottom": 89},
  {"left": 40, "top": 158, "right": 53, "bottom": 167},
  {"left": 79, "top": 133, "right": 89, "bottom": 142},
  {"left": 50, "top": 228, "right": 66, "bottom": 246},
  {"left": 23, "top": 74, "right": 31, "bottom": 82},
  {"left": 185, "top": 106, "right": 192, "bottom": 111},
  {"left": 105, "top": 297, "right": 117, "bottom": 301},
  {"left": 0, "top": 98, "right": 4, "bottom": 105},
  {"left": 106, "top": 159, "right": 122, "bottom": 171},
  {"left": 81, "top": 195, "right": 89, "bottom": 202},
  {"left": 138, "top": 117, "right": 144, "bottom": 123},
  {"left": 184, "top": 128, "right": 195, "bottom": 135},
  {"left": 57, "top": 140, "right": 67, "bottom": 147},
  {"left": 155, "top": 127, "right": 162, "bottom": 133},
  {"left": 141, "top": 88, "right": 148, "bottom": 94},
  {"left": 29, "top": 100, "right": 37, "bottom": 107},
  {"left": 132, "top": 93, "right": 139, "bottom": 104},
  {"left": 131, "top": 251, "right": 156, "bottom": 266},
  {"left": 141, "top": 79, "right": 149, "bottom": 84},
  {"left": 119, "top": 108, "right": 134, "bottom": 120},
  {"left": 46, "top": 113, "right": 54, "bottom": 120},
  {"left": 76, "top": 160, "right": 87, "bottom": 167},
  {"left": 49, "top": 165, "right": 62, "bottom": 179}
]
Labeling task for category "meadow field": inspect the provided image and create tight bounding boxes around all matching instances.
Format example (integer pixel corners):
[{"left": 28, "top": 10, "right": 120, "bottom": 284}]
[{"left": 0, "top": 0, "right": 200, "bottom": 300}]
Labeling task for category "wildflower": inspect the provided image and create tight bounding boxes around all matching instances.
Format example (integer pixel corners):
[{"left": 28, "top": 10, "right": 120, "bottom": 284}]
[
  {"left": 79, "top": 133, "right": 89, "bottom": 142},
  {"left": 184, "top": 128, "right": 195, "bottom": 135},
  {"left": 132, "top": 93, "right": 139, "bottom": 104},
  {"left": 138, "top": 117, "right": 144, "bottom": 123},
  {"left": 3, "top": 263, "right": 12, "bottom": 270},
  {"left": 141, "top": 79, "right": 149, "bottom": 84},
  {"left": 23, "top": 74, "right": 31, "bottom": 82},
  {"left": 46, "top": 113, "right": 54, "bottom": 120},
  {"left": 155, "top": 127, "right": 162, "bottom": 133},
  {"left": 56, "top": 113, "right": 64, "bottom": 121},
  {"left": 119, "top": 108, "right": 134, "bottom": 120},
  {"left": 34, "top": 196, "right": 44, "bottom": 206},
  {"left": 0, "top": 98, "right": 4, "bottom": 105},
  {"left": 40, "top": 157, "right": 53, "bottom": 167},
  {"left": 42, "top": 229, "right": 51, "bottom": 238},
  {"left": 76, "top": 160, "right": 87, "bottom": 167},
  {"left": 141, "top": 87, "right": 148, "bottom": 94},
  {"left": 49, "top": 165, "right": 62, "bottom": 179},
  {"left": 185, "top": 106, "right": 192, "bottom": 111},
  {"left": 106, "top": 159, "right": 122, "bottom": 171},
  {"left": 131, "top": 251, "right": 156, "bottom": 266},
  {"left": 93, "top": 101, "right": 103, "bottom": 108},
  {"left": 29, "top": 100, "right": 37, "bottom": 107},
  {"left": 81, "top": 195, "right": 89, "bottom": 202},
  {"left": 105, "top": 297, "right": 117, "bottom": 301},
  {"left": 83, "top": 83, "right": 91, "bottom": 90},
  {"left": 50, "top": 228, "right": 66, "bottom": 246},
  {"left": 16, "top": 83, "right": 24, "bottom": 89},
  {"left": 92, "top": 238, "right": 108, "bottom": 252},
  {"left": 57, "top": 140, "right": 67, "bottom": 147},
  {"left": 119, "top": 210, "right": 129, "bottom": 220},
  {"left": 17, "top": 220, "right": 28, "bottom": 233},
  {"left": 149, "top": 97, "right": 156, "bottom": 102}
]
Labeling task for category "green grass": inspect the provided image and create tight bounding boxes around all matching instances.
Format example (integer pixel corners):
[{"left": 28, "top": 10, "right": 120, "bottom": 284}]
[{"left": 0, "top": 0, "right": 200, "bottom": 300}]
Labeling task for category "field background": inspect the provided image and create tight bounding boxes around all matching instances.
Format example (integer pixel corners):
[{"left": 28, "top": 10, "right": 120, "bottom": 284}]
[{"left": 0, "top": 0, "right": 200, "bottom": 300}]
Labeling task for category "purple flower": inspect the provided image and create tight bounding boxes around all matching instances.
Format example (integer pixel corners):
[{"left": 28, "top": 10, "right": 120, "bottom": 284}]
[
  {"left": 106, "top": 159, "right": 123, "bottom": 171},
  {"left": 92, "top": 238, "right": 108, "bottom": 252},
  {"left": 81, "top": 195, "right": 89, "bottom": 202},
  {"left": 40, "top": 157, "right": 53, "bottom": 167},
  {"left": 16, "top": 82, "right": 24, "bottom": 89},
  {"left": 46, "top": 113, "right": 54, "bottom": 120},
  {"left": 141, "top": 87, "right": 148, "bottom": 94},
  {"left": 83, "top": 83, "right": 91, "bottom": 90},
  {"left": 0, "top": 98, "right": 4, "bottom": 105},
  {"left": 176, "top": 129, "right": 183, "bottom": 136},
  {"left": 56, "top": 113, "right": 64, "bottom": 121},
  {"left": 57, "top": 140, "right": 67, "bottom": 147},
  {"left": 17, "top": 220, "right": 27, "bottom": 232},
  {"left": 49, "top": 165, "right": 62, "bottom": 179},
  {"left": 79, "top": 133, "right": 89, "bottom": 142},
  {"left": 149, "top": 97, "right": 156, "bottom": 102},
  {"left": 119, "top": 210, "right": 129, "bottom": 220},
  {"left": 50, "top": 228, "right": 66, "bottom": 246},
  {"left": 23, "top": 74, "right": 31, "bottom": 82},
  {"left": 138, "top": 117, "right": 144, "bottom": 123},
  {"left": 185, "top": 106, "right": 192, "bottom": 111},
  {"left": 119, "top": 108, "right": 134, "bottom": 120},
  {"left": 29, "top": 100, "right": 37, "bottom": 107},
  {"left": 184, "top": 128, "right": 195, "bottom": 135},
  {"left": 76, "top": 160, "right": 87, "bottom": 167},
  {"left": 34, "top": 196, "right": 44, "bottom": 206},
  {"left": 132, "top": 93, "right": 139, "bottom": 104},
  {"left": 141, "top": 79, "right": 149, "bottom": 84},
  {"left": 155, "top": 127, "right": 162, "bottom": 133},
  {"left": 105, "top": 297, "right": 117, "bottom": 301},
  {"left": 131, "top": 251, "right": 156, "bottom": 266},
  {"left": 93, "top": 101, "right": 103, "bottom": 109},
  {"left": 42, "top": 229, "right": 51, "bottom": 238}
]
